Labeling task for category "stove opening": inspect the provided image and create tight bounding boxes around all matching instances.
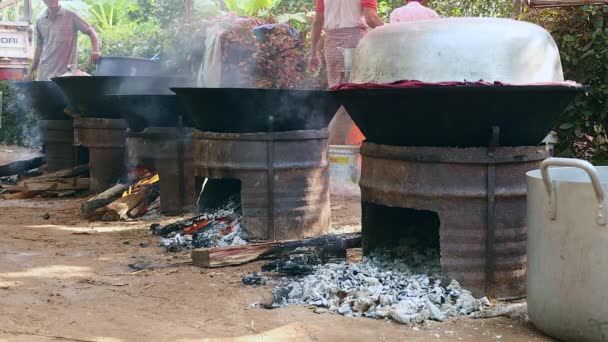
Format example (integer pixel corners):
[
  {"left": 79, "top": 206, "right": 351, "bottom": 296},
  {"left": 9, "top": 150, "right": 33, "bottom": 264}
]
[
  {"left": 76, "top": 146, "right": 89, "bottom": 165},
  {"left": 362, "top": 202, "right": 440, "bottom": 265},
  {"left": 196, "top": 177, "right": 242, "bottom": 212}
]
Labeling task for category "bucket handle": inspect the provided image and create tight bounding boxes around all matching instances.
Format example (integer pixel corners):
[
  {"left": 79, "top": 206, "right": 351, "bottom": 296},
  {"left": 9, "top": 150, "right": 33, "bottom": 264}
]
[{"left": 540, "top": 157, "right": 608, "bottom": 226}]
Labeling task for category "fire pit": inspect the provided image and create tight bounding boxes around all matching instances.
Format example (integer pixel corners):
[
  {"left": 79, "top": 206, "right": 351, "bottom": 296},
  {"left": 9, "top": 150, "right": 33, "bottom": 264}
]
[
  {"left": 173, "top": 87, "right": 340, "bottom": 240},
  {"left": 109, "top": 94, "right": 195, "bottom": 215},
  {"left": 334, "top": 18, "right": 584, "bottom": 299},
  {"left": 14, "top": 81, "right": 76, "bottom": 171},
  {"left": 52, "top": 76, "right": 192, "bottom": 195}
]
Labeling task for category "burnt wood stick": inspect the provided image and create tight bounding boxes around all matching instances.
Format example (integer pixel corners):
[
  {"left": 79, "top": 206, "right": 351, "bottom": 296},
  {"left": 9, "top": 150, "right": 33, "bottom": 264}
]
[
  {"left": 80, "top": 183, "right": 129, "bottom": 219},
  {"left": 0, "top": 156, "right": 46, "bottom": 177},
  {"left": 191, "top": 233, "right": 362, "bottom": 268}
]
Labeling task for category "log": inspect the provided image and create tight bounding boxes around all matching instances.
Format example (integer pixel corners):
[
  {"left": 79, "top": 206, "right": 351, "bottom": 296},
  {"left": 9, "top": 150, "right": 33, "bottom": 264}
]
[
  {"left": 32, "top": 164, "right": 89, "bottom": 180},
  {"left": 192, "top": 242, "right": 280, "bottom": 268},
  {"left": 0, "top": 184, "right": 24, "bottom": 193},
  {"left": 80, "top": 183, "right": 129, "bottom": 219},
  {"left": 191, "top": 233, "right": 361, "bottom": 268},
  {"left": 105, "top": 187, "right": 151, "bottom": 221},
  {"left": 2, "top": 191, "right": 42, "bottom": 200},
  {"left": 0, "top": 156, "right": 46, "bottom": 177},
  {"left": 22, "top": 178, "right": 89, "bottom": 192}
]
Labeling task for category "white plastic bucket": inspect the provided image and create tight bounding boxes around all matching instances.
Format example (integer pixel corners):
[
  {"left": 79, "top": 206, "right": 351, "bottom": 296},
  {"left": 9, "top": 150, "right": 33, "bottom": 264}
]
[{"left": 329, "top": 145, "right": 361, "bottom": 196}]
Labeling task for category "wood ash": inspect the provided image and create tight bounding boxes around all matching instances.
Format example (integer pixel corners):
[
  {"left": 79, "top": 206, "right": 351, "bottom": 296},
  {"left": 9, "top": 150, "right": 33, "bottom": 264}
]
[{"left": 266, "top": 249, "right": 488, "bottom": 325}]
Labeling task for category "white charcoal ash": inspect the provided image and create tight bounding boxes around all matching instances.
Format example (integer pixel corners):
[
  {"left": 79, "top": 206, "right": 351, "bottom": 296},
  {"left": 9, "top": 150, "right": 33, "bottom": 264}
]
[{"left": 268, "top": 250, "right": 488, "bottom": 325}]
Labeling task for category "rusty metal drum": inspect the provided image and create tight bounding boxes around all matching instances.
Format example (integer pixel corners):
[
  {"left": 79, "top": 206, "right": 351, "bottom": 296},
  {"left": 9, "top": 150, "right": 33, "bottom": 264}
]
[
  {"left": 39, "top": 120, "right": 75, "bottom": 171},
  {"left": 74, "top": 118, "right": 128, "bottom": 194},
  {"left": 126, "top": 127, "right": 195, "bottom": 215},
  {"left": 359, "top": 142, "right": 549, "bottom": 299},
  {"left": 193, "top": 129, "right": 330, "bottom": 241}
]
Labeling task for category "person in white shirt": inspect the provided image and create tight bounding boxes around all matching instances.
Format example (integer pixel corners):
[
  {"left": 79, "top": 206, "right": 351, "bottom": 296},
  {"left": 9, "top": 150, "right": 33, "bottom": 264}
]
[{"left": 390, "top": 0, "right": 440, "bottom": 23}]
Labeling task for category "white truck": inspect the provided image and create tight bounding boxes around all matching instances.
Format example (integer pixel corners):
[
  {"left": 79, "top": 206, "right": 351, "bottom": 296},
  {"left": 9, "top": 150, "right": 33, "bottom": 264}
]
[{"left": 0, "top": 0, "right": 31, "bottom": 80}]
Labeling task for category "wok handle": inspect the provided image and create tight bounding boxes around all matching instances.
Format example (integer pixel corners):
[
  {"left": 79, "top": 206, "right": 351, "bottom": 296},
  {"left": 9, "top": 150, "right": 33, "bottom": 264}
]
[{"left": 540, "top": 157, "right": 608, "bottom": 226}]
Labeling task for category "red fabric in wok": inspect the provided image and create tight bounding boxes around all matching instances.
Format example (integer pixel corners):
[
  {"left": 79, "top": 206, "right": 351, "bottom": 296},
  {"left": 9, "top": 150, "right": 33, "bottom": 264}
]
[{"left": 331, "top": 79, "right": 581, "bottom": 90}]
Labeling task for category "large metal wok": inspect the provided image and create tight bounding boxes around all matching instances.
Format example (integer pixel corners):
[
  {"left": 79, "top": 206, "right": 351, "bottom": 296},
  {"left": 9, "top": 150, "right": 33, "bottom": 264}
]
[
  {"left": 52, "top": 76, "right": 190, "bottom": 118},
  {"left": 13, "top": 81, "right": 69, "bottom": 120},
  {"left": 334, "top": 85, "right": 581, "bottom": 147},
  {"left": 103, "top": 94, "right": 193, "bottom": 132},
  {"left": 171, "top": 88, "right": 340, "bottom": 133}
]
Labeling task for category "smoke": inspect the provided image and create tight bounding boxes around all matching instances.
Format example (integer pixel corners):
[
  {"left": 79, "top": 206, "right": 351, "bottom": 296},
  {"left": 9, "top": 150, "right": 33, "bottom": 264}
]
[{"left": 2, "top": 81, "right": 43, "bottom": 148}]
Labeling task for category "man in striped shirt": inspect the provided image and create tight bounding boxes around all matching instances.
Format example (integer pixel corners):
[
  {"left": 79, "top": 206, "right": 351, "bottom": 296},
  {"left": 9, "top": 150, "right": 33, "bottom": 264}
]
[{"left": 28, "top": 0, "right": 100, "bottom": 81}]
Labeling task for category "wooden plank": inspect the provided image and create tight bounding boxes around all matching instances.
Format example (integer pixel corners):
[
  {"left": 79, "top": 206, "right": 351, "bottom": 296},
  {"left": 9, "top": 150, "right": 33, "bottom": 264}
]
[
  {"left": 2, "top": 191, "right": 41, "bottom": 200},
  {"left": 22, "top": 178, "right": 89, "bottom": 191},
  {"left": 192, "top": 242, "right": 280, "bottom": 268},
  {"left": 0, "top": 184, "right": 24, "bottom": 192},
  {"left": 29, "top": 164, "right": 89, "bottom": 181},
  {"left": 80, "top": 183, "right": 129, "bottom": 219},
  {"left": 191, "top": 233, "right": 361, "bottom": 268},
  {"left": 0, "top": 156, "right": 46, "bottom": 177}
]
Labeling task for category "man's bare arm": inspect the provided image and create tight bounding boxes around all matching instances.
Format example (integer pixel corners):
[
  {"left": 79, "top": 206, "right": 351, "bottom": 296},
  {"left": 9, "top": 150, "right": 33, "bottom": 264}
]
[
  {"left": 86, "top": 27, "right": 101, "bottom": 64},
  {"left": 311, "top": 12, "right": 324, "bottom": 58},
  {"left": 363, "top": 8, "right": 384, "bottom": 28},
  {"left": 28, "top": 45, "right": 42, "bottom": 80},
  {"left": 309, "top": 11, "right": 324, "bottom": 71}
]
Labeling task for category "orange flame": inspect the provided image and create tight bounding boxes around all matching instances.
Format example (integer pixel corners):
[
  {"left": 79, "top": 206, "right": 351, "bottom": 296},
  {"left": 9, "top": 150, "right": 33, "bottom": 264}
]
[{"left": 122, "top": 173, "right": 160, "bottom": 197}]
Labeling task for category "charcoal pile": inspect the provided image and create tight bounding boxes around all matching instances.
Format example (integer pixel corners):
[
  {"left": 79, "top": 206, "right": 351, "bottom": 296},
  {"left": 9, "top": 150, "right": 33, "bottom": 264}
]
[
  {"left": 1, "top": 163, "right": 89, "bottom": 199},
  {"left": 249, "top": 246, "right": 489, "bottom": 325},
  {"left": 80, "top": 168, "right": 160, "bottom": 221},
  {"left": 152, "top": 194, "right": 248, "bottom": 252}
]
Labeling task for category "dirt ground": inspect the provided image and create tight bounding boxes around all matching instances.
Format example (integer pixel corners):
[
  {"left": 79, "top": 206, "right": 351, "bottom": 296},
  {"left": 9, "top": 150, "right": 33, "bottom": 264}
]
[{"left": 0, "top": 149, "right": 553, "bottom": 342}]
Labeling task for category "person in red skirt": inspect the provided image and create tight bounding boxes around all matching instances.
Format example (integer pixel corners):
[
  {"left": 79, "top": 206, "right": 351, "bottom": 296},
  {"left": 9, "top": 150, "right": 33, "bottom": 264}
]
[{"left": 309, "top": 0, "right": 384, "bottom": 145}]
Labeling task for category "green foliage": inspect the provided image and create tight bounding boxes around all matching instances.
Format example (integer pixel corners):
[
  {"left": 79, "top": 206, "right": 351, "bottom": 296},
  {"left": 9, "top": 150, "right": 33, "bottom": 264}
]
[
  {"left": 378, "top": 0, "right": 513, "bottom": 20},
  {"left": 223, "top": 0, "right": 281, "bottom": 17},
  {"left": 526, "top": 5, "right": 608, "bottom": 164},
  {"left": 85, "top": 0, "right": 137, "bottom": 29}
]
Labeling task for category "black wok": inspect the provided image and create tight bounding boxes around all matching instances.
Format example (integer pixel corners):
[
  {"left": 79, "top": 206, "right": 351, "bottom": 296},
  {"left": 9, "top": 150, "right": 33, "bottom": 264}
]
[
  {"left": 171, "top": 88, "right": 341, "bottom": 133},
  {"left": 52, "top": 76, "right": 192, "bottom": 118},
  {"left": 333, "top": 85, "right": 582, "bottom": 147},
  {"left": 103, "top": 95, "right": 193, "bottom": 132}
]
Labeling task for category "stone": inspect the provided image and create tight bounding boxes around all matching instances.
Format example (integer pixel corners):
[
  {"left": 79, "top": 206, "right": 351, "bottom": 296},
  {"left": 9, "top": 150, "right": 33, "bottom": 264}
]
[{"left": 314, "top": 308, "right": 327, "bottom": 314}]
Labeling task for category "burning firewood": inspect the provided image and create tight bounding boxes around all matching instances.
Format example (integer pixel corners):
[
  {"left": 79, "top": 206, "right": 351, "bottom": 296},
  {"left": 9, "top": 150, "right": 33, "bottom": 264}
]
[
  {"left": 153, "top": 194, "right": 241, "bottom": 237},
  {"left": 80, "top": 183, "right": 130, "bottom": 219},
  {"left": 106, "top": 186, "right": 154, "bottom": 221},
  {"left": 84, "top": 169, "right": 161, "bottom": 221}
]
